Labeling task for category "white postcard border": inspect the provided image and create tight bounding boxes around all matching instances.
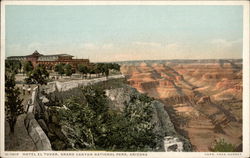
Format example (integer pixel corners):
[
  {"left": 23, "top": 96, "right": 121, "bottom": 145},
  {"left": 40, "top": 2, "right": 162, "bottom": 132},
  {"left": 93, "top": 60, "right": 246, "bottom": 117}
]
[{"left": 0, "top": 1, "right": 249, "bottom": 158}]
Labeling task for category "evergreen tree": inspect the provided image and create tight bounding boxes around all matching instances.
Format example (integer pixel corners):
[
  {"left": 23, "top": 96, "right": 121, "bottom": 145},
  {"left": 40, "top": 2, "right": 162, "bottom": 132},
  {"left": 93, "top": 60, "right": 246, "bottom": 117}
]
[
  {"left": 54, "top": 63, "right": 65, "bottom": 78},
  {"left": 23, "top": 61, "right": 34, "bottom": 75},
  {"left": 26, "top": 64, "right": 49, "bottom": 85},
  {"left": 78, "top": 64, "right": 88, "bottom": 78},
  {"left": 104, "top": 66, "right": 109, "bottom": 79},
  {"left": 5, "top": 72, "right": 24, "bottom": 134},
  {"left": 112, "top": 63, "right": 121, "bottom": 71},
  {"left": 88, "top": 66, "right": 96, "bottom": 79},
  {"left": 5, "top": 60, "right": 22, "bottom": 74},
  {"left": 58, "top": 86, "right": 111, "bottom": 149},
  {"left": 121, "top": 93, "right": 158, "bottom": 150},
  {"left": 65, "top": 64, "right": 73, "bottom": 77},
  {"left": 96, "top": 63, "right": 105, "bottom": 76}
]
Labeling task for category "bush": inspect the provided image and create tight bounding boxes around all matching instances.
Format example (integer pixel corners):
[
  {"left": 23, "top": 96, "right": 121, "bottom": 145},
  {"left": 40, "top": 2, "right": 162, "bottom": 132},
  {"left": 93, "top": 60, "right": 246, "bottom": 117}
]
[{"left": 211, "top": 139, "right": 236, "bottom": 152}]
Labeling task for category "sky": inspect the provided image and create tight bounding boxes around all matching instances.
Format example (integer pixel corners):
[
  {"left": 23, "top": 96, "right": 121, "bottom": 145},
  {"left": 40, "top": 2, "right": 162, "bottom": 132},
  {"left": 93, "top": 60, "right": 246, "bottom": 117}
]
[{"left": 5, "top": 5, "right": 243, "bottom": 62}]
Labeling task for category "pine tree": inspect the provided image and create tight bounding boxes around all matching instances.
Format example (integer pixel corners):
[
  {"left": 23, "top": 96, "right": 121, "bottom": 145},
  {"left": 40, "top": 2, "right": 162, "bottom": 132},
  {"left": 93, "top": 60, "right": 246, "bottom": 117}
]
[
  {"left": 54, "top": 63, "right": 65, "bottom": 78},
  {"left": 23, "top": 61, "right": 34, "bottom": 75},
  {"left": 78, "top": 64, "right": 88, "bottom": 79},
  {"left": 65, "top": 64, "right": 73, "bottom": 77},
  {"left": 27, "top": 64, "right": 49, "bottom": 85},
  {"left": 5, "top": 73, "right": 24, "bottom": 134}
]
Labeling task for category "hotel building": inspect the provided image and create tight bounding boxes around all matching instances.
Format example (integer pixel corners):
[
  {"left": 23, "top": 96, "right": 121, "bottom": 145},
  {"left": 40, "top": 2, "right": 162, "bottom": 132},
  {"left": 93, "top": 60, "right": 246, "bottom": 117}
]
[{"left": 7, "top": 50, "right": 90, "bottom": 69}]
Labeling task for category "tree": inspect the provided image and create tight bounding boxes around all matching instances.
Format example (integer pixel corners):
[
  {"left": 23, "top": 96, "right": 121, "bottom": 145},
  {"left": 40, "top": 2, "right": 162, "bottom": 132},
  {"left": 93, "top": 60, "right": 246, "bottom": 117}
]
[
  {"left": 78, "top": 64, "right": 88, "bottom": 79},
  {"left": 112, "top": 63, "right": 121, "bottom": 71},
  {"left": 5, "top": 60, "right": 22, "bottom": 74},
  {"left": 58, "top": 86, "right": 111, "bottom": 149},
  {"left": 103, "top": 64, "right": 109, "bottom": 78},
  {"left": 120, "top": 93, "right": 159, "bottom": 150},
  {"left": 23, "top": 61, "right": 34, "bottom": 75},
  {"left": 54, "top": 63, "right": 65, "bottom": 78},
  {"left": 26, "top": 64, "right": 49, "bottom": 85},
  {"left": 94, "top": 65, "right": 101, "bottom": 77},
  {"left": 88, "top": 66, "right": 96, "bottom": 79},
  {"left": 106, "top": 63, "right": 120, "bottom": 73},
  {"left": 65, "top": 64, "right": 73, "bottom": 77},
  {"left": 95, "top": 63, "right": 121, "bottom": 78},
  {"left": 5, "top": 72, "right": 24, "bottom": 134},
  {"left": 96, "top": 63, "right": 105, "bottom": 77}
]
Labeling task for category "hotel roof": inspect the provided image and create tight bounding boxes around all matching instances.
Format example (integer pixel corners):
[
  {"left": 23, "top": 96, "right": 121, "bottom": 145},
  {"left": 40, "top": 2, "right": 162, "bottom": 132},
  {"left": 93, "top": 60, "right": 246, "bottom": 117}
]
[{"left": 7, "top": 50, "right": 74, "bottom": 58}]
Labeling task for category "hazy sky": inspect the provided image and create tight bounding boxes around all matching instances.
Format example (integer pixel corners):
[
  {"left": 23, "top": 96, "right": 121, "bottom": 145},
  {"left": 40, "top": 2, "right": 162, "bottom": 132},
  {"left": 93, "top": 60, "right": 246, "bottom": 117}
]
[{"left": 5, "top": 5, "right": 243, "bottom": 62}]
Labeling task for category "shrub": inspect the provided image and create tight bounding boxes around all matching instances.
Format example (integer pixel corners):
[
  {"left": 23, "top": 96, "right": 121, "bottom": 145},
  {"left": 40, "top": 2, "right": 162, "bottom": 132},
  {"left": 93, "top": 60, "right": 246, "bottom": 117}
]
[{"left": 211, "top": 139, "right": 236, "bottom": 152}]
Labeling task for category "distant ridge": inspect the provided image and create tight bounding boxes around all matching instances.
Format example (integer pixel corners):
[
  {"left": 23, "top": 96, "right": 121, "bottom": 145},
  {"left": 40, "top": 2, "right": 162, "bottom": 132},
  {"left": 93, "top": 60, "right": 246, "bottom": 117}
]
[{"left": 112, "top": 59, "right": 242, "bottom": 65}]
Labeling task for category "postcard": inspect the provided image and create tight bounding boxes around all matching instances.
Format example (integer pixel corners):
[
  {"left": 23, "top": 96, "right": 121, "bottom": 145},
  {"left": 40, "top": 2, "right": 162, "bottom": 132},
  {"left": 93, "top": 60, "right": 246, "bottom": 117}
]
[{"left": 0, "top": 1, "right": 249, "bottom": 158}]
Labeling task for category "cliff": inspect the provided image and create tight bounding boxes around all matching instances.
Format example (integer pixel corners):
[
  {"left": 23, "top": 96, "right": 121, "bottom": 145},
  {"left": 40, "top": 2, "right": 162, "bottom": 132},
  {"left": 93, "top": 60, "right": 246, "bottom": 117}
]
[
  {"left": 34, "top": 77, "right": 192, "bottom": 151},
  {"left": 121, "top": 60, "right": 242, "bottom": 151},
  {"left": 105, "top": 84, "right": 192, "bottom": 151}
]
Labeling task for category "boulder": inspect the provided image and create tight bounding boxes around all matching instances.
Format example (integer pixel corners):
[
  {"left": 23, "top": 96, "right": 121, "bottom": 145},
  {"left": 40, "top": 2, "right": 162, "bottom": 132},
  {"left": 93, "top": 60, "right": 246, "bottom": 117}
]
[
  {"left": 164, "top": 136, "right": 183, "bottom": 152},
  {"left": 26, "top": 118, "right": 52, "bottom": 151}
]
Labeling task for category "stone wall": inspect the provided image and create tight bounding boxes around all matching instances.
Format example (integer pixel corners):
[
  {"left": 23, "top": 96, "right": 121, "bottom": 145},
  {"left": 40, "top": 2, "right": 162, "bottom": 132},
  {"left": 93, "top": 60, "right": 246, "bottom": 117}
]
[
  {"left": 24, "top": 86, "right": 52, "bottom": 151},
  {"left": 46, "top": 75, "right": 125, "bottom": 93}
]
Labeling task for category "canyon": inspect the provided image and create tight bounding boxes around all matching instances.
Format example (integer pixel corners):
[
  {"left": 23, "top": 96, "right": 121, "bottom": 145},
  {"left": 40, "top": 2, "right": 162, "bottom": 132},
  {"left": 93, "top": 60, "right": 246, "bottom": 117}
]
[
  {"left": 28, "top": 76, "right": 192, "bottom": 151},
  {"left": 120, "top": 59, "right": 242, "bottom": 151}
]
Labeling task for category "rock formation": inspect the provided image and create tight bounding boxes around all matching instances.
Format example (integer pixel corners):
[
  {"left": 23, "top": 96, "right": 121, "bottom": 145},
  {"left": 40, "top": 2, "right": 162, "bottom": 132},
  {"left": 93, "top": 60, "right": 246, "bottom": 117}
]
[
  {"left": 36, "top": 77, "right": 192, "bottom": 151},
  {"left": 121, "top": 59, "right": 242, "bottom": 151}
]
